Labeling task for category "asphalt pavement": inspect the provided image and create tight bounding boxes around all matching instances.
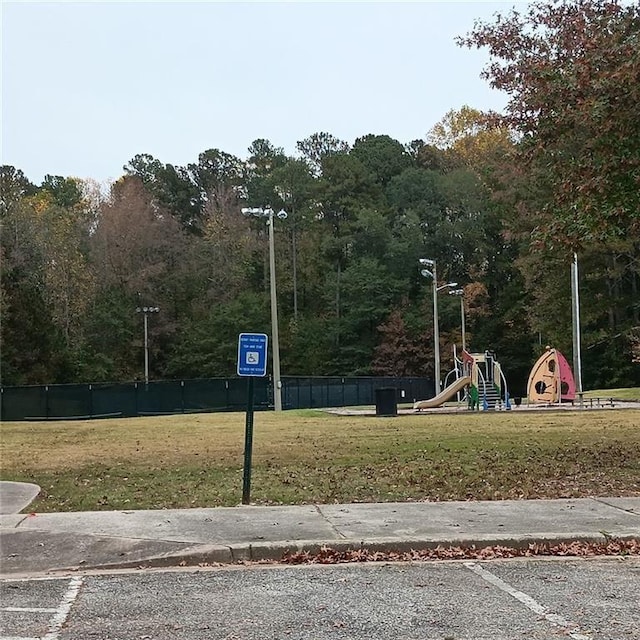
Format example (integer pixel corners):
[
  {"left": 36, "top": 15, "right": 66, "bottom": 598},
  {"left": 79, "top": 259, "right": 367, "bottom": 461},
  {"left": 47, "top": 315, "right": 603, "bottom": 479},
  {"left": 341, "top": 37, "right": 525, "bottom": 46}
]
[{"left": 1, "top": 481, "right": 639, "bottom": 577}]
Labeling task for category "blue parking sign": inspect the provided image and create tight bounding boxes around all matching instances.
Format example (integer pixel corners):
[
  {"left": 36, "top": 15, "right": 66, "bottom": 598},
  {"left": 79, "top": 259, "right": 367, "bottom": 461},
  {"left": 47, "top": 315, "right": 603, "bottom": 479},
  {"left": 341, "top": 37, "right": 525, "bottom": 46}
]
[{"left": 237, "top": 333, "right": 268, "bottom": 377}]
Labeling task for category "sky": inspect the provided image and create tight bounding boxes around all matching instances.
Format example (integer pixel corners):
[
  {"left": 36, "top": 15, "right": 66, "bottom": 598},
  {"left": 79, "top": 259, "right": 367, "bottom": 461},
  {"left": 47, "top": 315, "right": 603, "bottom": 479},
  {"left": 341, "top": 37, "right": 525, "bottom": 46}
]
[{"left": 2, "top": 1, "right": 528, "bottom": 185}]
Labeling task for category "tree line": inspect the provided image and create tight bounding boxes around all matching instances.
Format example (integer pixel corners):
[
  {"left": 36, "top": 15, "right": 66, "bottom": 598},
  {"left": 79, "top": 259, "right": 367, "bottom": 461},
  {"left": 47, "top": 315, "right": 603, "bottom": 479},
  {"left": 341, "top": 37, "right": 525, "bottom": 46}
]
[{"left": 1, "top": 0, "right": 638, "bottom": 394}]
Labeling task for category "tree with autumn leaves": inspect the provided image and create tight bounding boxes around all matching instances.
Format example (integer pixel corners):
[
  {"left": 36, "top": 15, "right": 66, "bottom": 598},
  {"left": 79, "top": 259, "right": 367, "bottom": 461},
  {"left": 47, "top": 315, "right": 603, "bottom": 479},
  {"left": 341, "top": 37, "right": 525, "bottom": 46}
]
[
  {"left": 457, "top": 0, "right": 639, "bottom": 386},
  {"left": 460, "top": 0, "right": 639, "bottom": 245}
]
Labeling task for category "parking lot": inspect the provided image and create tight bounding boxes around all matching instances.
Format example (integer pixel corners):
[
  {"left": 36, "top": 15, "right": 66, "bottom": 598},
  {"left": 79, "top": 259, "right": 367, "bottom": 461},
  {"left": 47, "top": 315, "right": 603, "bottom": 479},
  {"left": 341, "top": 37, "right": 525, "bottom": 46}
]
[{"left": 2, "top": 557, "right": 639, "bottom": 639}]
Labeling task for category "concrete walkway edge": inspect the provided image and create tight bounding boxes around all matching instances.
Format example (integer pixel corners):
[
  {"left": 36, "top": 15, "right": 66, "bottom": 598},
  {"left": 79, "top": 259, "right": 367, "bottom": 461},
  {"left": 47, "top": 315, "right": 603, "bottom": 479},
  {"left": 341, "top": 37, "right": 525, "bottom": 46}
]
[{"left": 1, "top": 497, "right": 639, "bottom": 576}]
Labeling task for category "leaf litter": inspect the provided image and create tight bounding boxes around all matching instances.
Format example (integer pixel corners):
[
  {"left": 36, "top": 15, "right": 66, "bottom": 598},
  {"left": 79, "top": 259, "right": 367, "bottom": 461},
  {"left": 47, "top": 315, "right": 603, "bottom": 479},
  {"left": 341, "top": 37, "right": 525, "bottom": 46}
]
[{"left": 279, "top": 538, "right": 640, "bottom": 565}]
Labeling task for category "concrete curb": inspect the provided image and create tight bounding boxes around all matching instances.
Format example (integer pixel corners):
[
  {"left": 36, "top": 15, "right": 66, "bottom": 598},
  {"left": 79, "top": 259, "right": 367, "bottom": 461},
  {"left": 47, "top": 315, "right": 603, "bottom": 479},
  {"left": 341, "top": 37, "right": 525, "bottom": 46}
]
[{"left": 35, "top": 532, "right": 639, "bottom": 575}]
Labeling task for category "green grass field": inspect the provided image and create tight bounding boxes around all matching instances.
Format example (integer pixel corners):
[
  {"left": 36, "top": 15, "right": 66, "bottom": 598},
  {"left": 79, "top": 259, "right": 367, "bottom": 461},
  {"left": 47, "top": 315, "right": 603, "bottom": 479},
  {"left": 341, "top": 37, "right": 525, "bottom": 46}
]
[
  {"left": 2, "top": 405, "right": 639, "bottom": 512},
  {"left": 582, "top": 388, "right": 640, "bottom": 401}
]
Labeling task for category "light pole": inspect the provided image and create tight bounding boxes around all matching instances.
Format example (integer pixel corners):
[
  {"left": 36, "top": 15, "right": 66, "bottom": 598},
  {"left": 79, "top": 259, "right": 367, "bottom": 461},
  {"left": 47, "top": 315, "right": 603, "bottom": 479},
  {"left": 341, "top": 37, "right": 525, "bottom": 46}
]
[
  {"left": 449, "top": 288, "right": 466, "bottom": 352},
  {"left": 571, "top": 252, "right": 584, "bottom": 406},
  {"left": 135, "top": 305, "right": 159, "bottom": 384},
  {"left": 419, "top": 258, "right": 457, "bottom": 394},
  {"left": 241, "top": 206, "right": 288, "bottom": 411}
]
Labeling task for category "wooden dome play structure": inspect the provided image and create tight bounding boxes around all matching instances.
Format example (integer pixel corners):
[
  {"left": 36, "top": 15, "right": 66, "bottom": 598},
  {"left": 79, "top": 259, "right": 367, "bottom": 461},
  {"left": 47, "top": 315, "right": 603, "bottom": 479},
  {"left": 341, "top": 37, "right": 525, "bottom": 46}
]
[{"left": 527, "top": 346, "right": 577, "bottom": 404}]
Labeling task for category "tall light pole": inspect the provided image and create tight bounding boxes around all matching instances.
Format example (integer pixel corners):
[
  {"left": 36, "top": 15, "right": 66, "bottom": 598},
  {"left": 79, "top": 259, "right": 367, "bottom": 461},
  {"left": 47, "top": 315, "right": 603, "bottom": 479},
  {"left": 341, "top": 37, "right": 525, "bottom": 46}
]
[
  {"left": 241, "top": 206, "right": 288, "bottom": 411},
  {"left": 419, "top": 258, "right": 457, "bottom": 394},
  {"left": 135, "top": 305, "right": 159, "bottom": 384},
  {"left": 449, "top": 288, "right": 466, "bottom": 352},
  {"left": 571, "top": 252, "right": 584, "bottom": 406}
]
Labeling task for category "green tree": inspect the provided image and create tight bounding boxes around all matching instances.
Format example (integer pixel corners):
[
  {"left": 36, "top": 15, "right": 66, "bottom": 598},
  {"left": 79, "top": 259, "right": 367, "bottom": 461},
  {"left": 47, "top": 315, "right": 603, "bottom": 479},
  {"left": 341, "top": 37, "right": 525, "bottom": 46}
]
[
  {"left": 350, "top": 134, "right": 412, "bottom": 187},
  {"left": 41, "top": 175, "right": 84, "bottom": 209},
  {"left": 296, "top": 132, "right": 350, "bottom": 177},
  {"left": 166, "top": 291, "right": 271, "bottom": 378},
  {"left": 1, "top": 183, "right": 93, "bottom": 382},
  {"left": 271, "top": 158, "right": 316, "bottom": 321},
  {"left": 244, "top": 139, "right": 287, "bottom": 207},
  {"left": 124, "top": 154, "right": 202, "bottom": 232},
  {"left": 187, "top": 148, "right": 244, "bottom": 212},
  {"left": 0, "top": 165, "right": 37, "bottom": 215}
]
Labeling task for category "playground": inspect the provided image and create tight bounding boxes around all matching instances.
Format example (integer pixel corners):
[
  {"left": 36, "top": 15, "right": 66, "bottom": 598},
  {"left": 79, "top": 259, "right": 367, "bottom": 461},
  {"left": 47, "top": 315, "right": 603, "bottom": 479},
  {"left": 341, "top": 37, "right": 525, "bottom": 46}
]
[{"left": 408, "top": 346, "right": 640, "bottom": 414}]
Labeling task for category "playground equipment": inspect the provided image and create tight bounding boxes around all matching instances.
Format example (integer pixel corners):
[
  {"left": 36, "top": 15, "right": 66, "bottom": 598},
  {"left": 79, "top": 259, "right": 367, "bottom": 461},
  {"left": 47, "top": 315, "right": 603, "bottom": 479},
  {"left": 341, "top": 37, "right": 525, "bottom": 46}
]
[
  {"left": 527, "top": 346, "right": 576, "bottom": 404},
  {"left": 413, "top": 375, "right": 471, "bottom": 409},
  {"left": 414, "top": 349, "right": 511, "bottom": 411}
]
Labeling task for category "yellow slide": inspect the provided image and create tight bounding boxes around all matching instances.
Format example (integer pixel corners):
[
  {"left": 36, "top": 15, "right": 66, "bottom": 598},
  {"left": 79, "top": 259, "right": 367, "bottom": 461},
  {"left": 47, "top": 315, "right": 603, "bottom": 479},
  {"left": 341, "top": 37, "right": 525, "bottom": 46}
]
[{"left": 413, "top": 376, "right": 471, "bottom": 410}]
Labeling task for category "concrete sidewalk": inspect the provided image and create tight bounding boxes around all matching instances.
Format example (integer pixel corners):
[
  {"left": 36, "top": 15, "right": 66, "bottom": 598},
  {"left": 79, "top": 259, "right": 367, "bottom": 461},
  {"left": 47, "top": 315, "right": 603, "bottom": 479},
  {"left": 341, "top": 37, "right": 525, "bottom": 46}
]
[{"left": 1, "top": 497, "right": 639, "bottom": 577}]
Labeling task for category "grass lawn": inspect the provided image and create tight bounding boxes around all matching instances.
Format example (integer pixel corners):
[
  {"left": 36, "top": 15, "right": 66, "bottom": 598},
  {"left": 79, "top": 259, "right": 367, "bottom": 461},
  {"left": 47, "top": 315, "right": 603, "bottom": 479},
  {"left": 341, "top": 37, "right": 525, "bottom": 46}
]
[
  {"left": 2, "top": 406, "right": 639, "bottom": 512},
  {"left": 582, "top": 388, "right": 640, "bottom": 401}
]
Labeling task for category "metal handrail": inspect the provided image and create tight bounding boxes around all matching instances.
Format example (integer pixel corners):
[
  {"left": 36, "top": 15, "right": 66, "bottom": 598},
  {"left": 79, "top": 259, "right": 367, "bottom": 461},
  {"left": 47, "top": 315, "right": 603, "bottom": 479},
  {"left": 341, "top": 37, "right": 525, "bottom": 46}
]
[
  {"left": 475, "top": 366, "right": 489, "bottom": 411},
  {"left": 497, "top": 364, "right": 512, "bottom": 410}
]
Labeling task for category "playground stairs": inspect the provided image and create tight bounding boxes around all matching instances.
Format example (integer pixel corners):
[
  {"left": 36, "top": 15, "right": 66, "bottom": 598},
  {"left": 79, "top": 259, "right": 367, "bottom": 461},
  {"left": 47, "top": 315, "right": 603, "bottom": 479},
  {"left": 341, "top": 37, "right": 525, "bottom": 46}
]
[{"left": 483, "top": 386, "right": 502, "bottom": 410}]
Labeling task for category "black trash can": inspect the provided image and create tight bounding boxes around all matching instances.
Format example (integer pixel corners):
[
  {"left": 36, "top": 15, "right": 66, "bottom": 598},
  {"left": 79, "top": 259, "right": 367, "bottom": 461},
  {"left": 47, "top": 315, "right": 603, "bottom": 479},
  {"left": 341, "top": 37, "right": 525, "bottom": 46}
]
[{"left": 375, "top": 387, "right": 397, "bottom": 416}]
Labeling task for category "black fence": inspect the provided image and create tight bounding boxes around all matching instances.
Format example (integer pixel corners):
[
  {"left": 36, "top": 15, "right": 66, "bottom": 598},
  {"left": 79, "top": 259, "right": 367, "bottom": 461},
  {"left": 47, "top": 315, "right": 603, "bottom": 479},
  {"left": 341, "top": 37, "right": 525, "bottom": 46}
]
[{"left": 0, "top": 376, "right": 434, "bottom": 422}]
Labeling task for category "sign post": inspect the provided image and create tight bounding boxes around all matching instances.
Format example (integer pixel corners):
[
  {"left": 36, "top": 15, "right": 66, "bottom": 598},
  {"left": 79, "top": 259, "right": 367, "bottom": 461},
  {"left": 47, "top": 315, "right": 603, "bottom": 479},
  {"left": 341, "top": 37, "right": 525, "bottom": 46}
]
[{"left": 237, "top": 333, "right": 268, "bottom": 504}]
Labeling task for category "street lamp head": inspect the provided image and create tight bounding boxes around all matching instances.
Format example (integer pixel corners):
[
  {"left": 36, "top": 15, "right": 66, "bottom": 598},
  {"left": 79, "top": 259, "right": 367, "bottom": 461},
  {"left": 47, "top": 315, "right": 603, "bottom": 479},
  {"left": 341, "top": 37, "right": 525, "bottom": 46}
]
[
  {"left": 242, "top": 206, "right": 289, "bottom": 220},
  {"left": 420, "top": 269, "right": 434, "bottom": 279},
  {"left": 436, "top": 282, "right": 458, "bottom": 292},
  {"left": 418, "top": 258, "right": 435, "bottom": 267},
  {"left": 241, "top": 207, "right": 266, "bottom": 217}
]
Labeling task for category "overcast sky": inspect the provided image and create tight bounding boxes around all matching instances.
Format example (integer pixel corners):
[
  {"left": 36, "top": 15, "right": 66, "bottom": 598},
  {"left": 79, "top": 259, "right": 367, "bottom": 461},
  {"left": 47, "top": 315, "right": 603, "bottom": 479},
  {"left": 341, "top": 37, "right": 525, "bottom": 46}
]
[{"left": 2, "top": 1, "right": 527, "bottom": 185}]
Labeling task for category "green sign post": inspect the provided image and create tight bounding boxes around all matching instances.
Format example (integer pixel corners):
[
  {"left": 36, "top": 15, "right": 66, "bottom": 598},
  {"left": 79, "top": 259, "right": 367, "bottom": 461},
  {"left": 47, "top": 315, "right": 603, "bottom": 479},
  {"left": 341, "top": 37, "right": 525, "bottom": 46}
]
[{"left": 237, "top": 333, "right": 268, "bottom": 504}]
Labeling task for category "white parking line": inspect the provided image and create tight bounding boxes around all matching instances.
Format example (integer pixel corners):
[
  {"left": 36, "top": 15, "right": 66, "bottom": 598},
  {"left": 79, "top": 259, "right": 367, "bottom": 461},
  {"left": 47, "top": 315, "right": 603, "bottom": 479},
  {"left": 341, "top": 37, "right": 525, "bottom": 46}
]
[
  {"left": 0, "top": 577, "right": 85, "bottom": 640},
  {"left": 41, "top": 577, "right": 83, "bottom": 640},
  {"left": 465, "top": 561, "right": 592, "bottom": 640}
]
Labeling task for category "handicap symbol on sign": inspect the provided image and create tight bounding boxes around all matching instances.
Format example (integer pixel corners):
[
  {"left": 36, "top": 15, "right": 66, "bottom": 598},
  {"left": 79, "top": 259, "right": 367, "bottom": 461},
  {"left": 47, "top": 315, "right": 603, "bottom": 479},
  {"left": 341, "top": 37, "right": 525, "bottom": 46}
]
[{"left": 246, "top": 351, "right": 259, "bottom": 364}]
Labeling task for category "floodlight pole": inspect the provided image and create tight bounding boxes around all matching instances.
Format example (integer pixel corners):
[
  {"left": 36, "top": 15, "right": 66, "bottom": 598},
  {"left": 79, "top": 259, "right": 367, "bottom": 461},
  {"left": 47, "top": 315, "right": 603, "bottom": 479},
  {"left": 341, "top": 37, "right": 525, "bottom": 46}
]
[
  {"left": 419, "top": 259, "right": 459, "bottom": 395},
  {"left": 571, "top": 252, "right": 584, "bottom": 406},
  {"left": 144, "top": 313, "right": 149, "bottom": 383},
  {"left": 266, "top": 209, "right": 283, "bottom": 411},
  {"left": 241, "top": 206, "right": 287, "bottom": 411},
  {"left": 136, "top": 306, "right": 159, "bottom": 384},
  {"left": 432, "top": 266, "right": 440, "bottom": 393},
  {"left": 449, "top": 289, "right": 466, "bottom": 352}
]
